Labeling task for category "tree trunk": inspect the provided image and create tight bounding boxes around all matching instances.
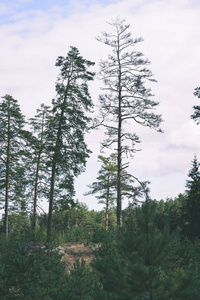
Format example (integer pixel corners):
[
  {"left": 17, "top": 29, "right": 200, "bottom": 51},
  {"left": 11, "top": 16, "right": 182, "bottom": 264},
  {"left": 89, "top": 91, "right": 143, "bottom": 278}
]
[
  {"left": 117, "top": 40, "right": 122, "bottom": 237},
  {"left": 117, "top": 115, "right": 122, "bottom": 236},
  {"left": 4, "top": 118, "right": 10, "bottom": 237},
  {"left": 105, "top": 172, "right": 110, "bottom": 232},
  {"left": 33, "top": 150, "right": 42, "bottom": 231},
  {"left": 105, "top": 200, "right": 109, "bottom": 232},
  {"left": 5, "top": 156, "right": 9, "bottom": 237},
  {"left": 33, "top": 113, "right": 45, "bottom": 231},
  {"left": 47, "top": 99, "right": 66, "bottom": 242},
  {"left": 47, "top": 158, "right": 56, "bottom": 242}
]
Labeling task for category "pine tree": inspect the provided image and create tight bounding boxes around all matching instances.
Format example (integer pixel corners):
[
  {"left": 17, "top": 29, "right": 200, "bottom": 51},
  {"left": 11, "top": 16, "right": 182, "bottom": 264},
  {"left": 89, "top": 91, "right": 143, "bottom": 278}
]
[
  {"left": 96, "top": 18, "right": 162, "bottom": 235},
  {"left": 85, "top": 153, "right": 145, "bottom": 231},
  {"left": 93, "top": 201, "right": 178, "bottom": 300},
  {"left": 28, "top": 104, "right": 52, "bottom": 230},
  {"left": 85, "top": 154, "right": 118, "bottom": 231},
  {"left": 65, "top": 259, "right": 97, "bottom": 299},
  {"left": 0, "top": 95, "right": 28, "bottom": 236},
  {"left": 47, "top": 47, "right": 95, "bottom": 241}
]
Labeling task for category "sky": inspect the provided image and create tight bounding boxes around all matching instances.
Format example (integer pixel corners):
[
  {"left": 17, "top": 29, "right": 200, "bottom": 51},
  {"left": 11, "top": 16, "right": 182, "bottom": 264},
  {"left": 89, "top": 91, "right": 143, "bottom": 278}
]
[{"left": 0, "top": 0, "right": 200, "bottom": 211}]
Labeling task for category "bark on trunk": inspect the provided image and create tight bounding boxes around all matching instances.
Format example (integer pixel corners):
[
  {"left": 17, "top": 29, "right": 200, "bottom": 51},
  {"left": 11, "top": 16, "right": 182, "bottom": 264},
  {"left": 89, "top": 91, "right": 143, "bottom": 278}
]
[
  {"left": 105, "top": 172, "right": 110, "bottom": 232},
  {"left": 47, "top": 158, "right": 56, "bottom": 242},
  {"left": 117, "top": 37, "right": 122, "bottom": 237},
  {"left": 4, "top": 116, "right": 10, "bottom": 237},
  {"left": 33, "top": 113, "right": 45, "bottom": 231},
  {"left": 47, "top": 98, "right": 66, "bottom": 242},
  {"left": 33, "top": 150, "right": 41, "bottom": 231},
  {"left": 5, "top": 159, "right": 9, "bottom": 237},
  {"left": 117, "top": 116, "right": 122, "bottom": 236}
]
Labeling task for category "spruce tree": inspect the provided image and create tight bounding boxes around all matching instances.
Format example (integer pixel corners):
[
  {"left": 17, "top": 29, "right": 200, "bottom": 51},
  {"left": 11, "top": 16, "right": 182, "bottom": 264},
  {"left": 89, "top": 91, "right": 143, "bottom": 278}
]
[
  {"left": 97, "top": 18, "right": 162, "bottom": 235},
  {"left": 183, "top": 155, "right": 200, "bottom": 240},
  {"left": 47, "top": 47, "right": 95, "bottom": 241}
]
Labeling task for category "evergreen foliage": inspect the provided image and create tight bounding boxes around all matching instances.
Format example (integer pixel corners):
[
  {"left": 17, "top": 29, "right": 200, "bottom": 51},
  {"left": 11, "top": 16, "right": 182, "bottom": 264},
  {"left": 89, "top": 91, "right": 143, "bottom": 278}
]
[
  {"left": 85, "top": 153, "right": 120, "bottom": 231},
  {"left": 86, "top": 153, "right": 147, "bottom": 231},
  {"left": 64, "top": 259, "right": 97, "bottom": 300},
  {"left": 183, "top": 155, "right": 200, "bottom": 240},
  {"left": 93, "top": 201, "right": 172, "bottom": 299},
  {"left": 47, "top": 46, "right": 95, "bottom": 240},
  {"left": 191, "top": 87, "right": 200, "bottom": 123},
  {"left": 0, "top": 95, "right": 30, "bottom": 236},
  {"left": 28, "top": 103, "right": 52, "bottom": 230},
  {"left": 93, "top": 200, "right": 200, "bottom": 300},
  {"left": 96, "top": 18, "right": 162, "bottom": 234},
  {"left": 0, "top": 197, "right": 200, "bottom": 299}
]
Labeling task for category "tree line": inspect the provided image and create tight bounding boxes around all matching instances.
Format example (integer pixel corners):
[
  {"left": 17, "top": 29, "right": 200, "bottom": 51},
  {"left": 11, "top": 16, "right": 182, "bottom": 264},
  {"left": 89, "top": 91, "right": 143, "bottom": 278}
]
[
  {"left": 1, "top": 143, "right": 200, "bottom": 298},
  {"left": 1, "top": 186, "right": 200, "bottom": 298}
]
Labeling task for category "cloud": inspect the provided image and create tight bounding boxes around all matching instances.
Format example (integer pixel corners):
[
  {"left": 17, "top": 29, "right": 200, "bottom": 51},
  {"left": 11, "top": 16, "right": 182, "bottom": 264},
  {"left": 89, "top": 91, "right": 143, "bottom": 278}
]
[
  {"left": 167, "top": 120, "right": 200, "bottom": 150},
  {"left": 0, "top": 3, "right": 12, "bottom": 16}
]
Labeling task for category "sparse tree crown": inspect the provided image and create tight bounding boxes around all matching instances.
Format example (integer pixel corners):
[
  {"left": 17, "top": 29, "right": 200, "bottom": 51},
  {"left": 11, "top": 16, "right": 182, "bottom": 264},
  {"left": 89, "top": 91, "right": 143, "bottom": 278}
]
[{"left": 96, "top": 18, "right": 162, "bottom": 235}]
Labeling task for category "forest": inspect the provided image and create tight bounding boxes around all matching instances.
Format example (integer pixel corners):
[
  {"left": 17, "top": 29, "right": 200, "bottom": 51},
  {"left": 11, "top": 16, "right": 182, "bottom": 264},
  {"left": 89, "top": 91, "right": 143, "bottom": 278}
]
[{"left": 1, "top": 18, "right": 200, "bottom": 299}]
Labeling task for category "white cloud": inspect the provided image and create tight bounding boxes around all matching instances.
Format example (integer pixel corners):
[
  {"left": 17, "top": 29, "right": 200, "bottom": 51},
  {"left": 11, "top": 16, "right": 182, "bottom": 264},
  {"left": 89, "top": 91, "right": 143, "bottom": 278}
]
[{"left": 168, "top": 120, "right": 200, "bottom": 149}]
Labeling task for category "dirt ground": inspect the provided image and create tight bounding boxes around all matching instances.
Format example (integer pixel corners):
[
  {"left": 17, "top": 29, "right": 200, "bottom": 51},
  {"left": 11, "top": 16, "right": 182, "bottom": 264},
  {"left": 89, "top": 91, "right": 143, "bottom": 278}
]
[{"left": 59, "top": 242, "right": 98, "bottom": 272}]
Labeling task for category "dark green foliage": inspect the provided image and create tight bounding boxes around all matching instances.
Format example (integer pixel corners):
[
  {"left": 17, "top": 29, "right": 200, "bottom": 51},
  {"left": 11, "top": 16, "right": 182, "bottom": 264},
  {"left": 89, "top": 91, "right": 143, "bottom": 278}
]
[
  {"left": 164, "top": 194, "right": 186, "bottom": 233},
  {"left": 64, "top": 259, "right": 98, "bottom": 300},
  {"left": 169, "top": 239, "right": 200, "bottom": 300},
  {"left": 85, "top": 153, "right": 119, "bottom": 231},
  {"left": 0, "top": 94, "right": 30, "bottom": 236},
  {"left": 92, "top": 233, "right": 127, "bottom": 300},
  {"left": 52, "top": 201, "right": 116, "bottom": 244},
  {"left": 0, "top": 237, "right": 65, "bottom": 299},
  {"left": 0, "top": 234, "right": 100, "bottom": 299},
  {"left": 47, "top": 46, "right": 95, "bottom": 240},
  {"left": 86, "top": 153, "right": 147, "bottom": 232},
  {"left": 93, "top": 200, "right": 200, "bottom": 300},
  {"left": 28, "top": 104, "right": 52, "bottom": 230},
  {"left": 183, "top": 156, "right": 200, "bottom": 240},
  {"left": 51, "top": 46, "right": 95, "bottom": 186},
  {"left": 191, "top": 87, "right": 200, "bottom": 124},
  {"left": 1, "top": 197, "right": 200, "bottom": 299},
  {"left": 86, "top": 154, "right": 118, "bottom": 205}
]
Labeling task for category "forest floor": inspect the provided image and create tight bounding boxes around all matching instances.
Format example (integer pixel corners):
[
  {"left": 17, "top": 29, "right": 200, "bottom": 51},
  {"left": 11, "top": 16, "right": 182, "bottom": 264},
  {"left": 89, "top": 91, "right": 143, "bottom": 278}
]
[{"left": 59, "top": 242, "right": 98, "bottom": 272}]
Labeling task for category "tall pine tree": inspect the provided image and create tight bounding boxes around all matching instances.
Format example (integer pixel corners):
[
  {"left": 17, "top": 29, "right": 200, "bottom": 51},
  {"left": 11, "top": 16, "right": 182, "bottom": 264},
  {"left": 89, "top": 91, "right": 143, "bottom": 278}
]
[
  {"left": 0, "top": 95, "right": 28, "bottom": 236},
  {"left": 96, "top": 18, "right": 162, "bottom": 235},
  {"left": 47, "top": 47, "right": 95, "bottom": 241}
]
